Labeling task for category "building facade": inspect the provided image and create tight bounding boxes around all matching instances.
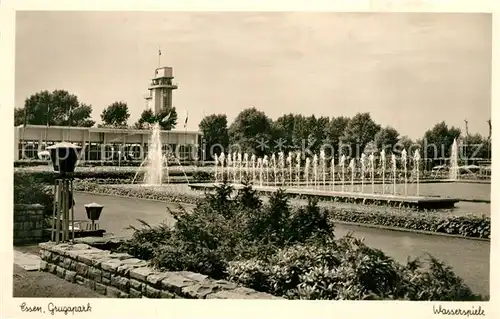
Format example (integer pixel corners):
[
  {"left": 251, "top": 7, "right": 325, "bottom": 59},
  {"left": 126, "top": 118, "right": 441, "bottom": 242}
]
[
  {"left": 14, "top": 125, "right": 203, "bottom": 162},
  {"left": 15, "top": 65, "right": 204, "bottom": 162}
]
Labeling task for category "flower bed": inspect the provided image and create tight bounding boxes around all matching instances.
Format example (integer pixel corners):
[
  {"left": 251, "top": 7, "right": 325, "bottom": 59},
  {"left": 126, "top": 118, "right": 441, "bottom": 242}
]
[
  {"left": 73, "top": 181, "right": 202, "bottom": 204},
  {"left": 14, "top": 169, "right": 214, "bottom": 185},
  {"left": 75, "top": 181, "right": 490, "bottom": 239}
]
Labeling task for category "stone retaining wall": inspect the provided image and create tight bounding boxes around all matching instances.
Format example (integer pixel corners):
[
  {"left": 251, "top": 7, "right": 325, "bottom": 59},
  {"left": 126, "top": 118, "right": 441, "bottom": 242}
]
[
  {"left": 39, "top": 242, "right": 281, "bottom": 299},
  {"left": 14, "top": 204, "right": 49, "bottom": 245}
]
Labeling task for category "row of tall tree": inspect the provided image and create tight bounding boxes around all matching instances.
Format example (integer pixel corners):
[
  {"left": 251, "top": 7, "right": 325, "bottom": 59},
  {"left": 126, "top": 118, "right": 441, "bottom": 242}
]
[
  {"left": 199, "top": 107, "right": 492, "bottom": 163},
  {"left": 14, "top": 90, "right": 178, "bottom": 130},
  {"left": 15, "top": 90, "right": 491, "bottom": 164}
]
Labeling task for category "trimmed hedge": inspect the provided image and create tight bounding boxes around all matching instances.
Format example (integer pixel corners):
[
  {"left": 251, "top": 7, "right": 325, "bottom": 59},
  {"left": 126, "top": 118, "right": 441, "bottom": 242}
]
[
  {"left": 326, "top": 208, "right": 490, "bottom": 239},
  {"left": 74, "top": 181, "right": 490, "bottom": 239},
  {"left": 73, "top": 181, "right": 202, "bottom": 204}
]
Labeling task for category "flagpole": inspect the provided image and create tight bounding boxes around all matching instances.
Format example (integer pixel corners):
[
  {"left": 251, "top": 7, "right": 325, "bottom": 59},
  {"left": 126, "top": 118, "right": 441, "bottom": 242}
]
[
  {"left": 22, "top": 105, "right": 28, "bottom": 159},
  {"left": 44, "top": 105, "right": 50, "bottom": 150},
  {"left": 184, "top": 111, "right": 188, "bottom": 164},
  {"left": 158, "top": 47, "right": 161, "bottom": 67}
]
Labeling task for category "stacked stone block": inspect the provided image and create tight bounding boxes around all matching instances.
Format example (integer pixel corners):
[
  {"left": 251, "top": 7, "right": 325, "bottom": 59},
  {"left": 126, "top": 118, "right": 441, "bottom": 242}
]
[
  {"left": 14, "top": 204, "right": 49, "bottom": 245},
  {"left": 39, "top": 242, "right": 280, "bottom": 299}
]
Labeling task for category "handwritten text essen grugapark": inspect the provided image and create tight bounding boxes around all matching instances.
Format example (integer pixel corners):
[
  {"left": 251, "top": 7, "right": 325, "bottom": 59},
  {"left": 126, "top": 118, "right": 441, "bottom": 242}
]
[{"left": 19, "top": 302, "right": 92, "bottom": 315}]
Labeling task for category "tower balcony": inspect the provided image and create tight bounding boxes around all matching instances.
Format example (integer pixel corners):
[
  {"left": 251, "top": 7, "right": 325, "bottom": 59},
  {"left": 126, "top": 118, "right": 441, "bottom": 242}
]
[{"left": 148, "top": 83, "right": 178, "bottom": 90}]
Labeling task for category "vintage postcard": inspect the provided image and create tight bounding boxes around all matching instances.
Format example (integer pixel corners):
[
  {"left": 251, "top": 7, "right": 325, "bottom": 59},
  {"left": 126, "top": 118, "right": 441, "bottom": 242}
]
[{"left": 1, "top": 1, "right": 497, "bottom": 318}]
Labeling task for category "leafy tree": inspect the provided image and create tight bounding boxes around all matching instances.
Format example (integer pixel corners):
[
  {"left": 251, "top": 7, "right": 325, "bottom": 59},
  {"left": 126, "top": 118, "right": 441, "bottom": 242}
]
[
  {"left": 199, "top": 114, "right": 229, "bottom": 159},
  {"left": 100, "top": 101, "right": 130, "bottom": 127},
  {"left": 134, "top": 109, "right": 155, "bottom": 129},
  {"left": 374, "top": 126, "right": 400, "bottom": 153},
  {"left": 228, "top": 107, "right": 272, "bottom": 156},
  {"left": 340, "top": 113, "right": 381, "bottom": 158},
  {"left": 324, "top": 116, "right": 350, "bottom": 156},
  {"left": 15, "top": 90, "right": 95, "bottom": 127},
  {"left": 273, "top": 114, "right": 296, "bottom": 148},
  {"left": 422, "top": 121, "right": 461, "bottom": 161},
  {"left": 463, "top": 133, "right": 488, "bottom": 161},
  {"left": 308, "top": 116, "right": 329, "bottom": 153},
  {"left": 134, "top": 106, "right": 178, "bottom": 130}
]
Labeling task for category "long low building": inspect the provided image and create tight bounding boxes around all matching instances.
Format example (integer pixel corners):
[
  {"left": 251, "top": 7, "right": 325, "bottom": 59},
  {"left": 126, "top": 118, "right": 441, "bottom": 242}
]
[{"left": 14, "top": 124, "right": 204, "bottom": 162}]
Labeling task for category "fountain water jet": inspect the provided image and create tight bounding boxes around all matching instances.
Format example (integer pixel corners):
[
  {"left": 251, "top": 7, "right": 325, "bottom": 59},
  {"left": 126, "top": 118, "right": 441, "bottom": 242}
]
[
  {"left": 251, "top": 154, "right": 256, "bottom": 183},
  {"left": 380, "top": 150, "right": 386, "bottom": 194},
  {"left": 414, "top": 150, "right": 421, "bottom": 196},
  {"left": 449, "top": 138, "right": 459, "bottom": 180},
  {"left": 313, "top": 154, "right": 318, "bottom": 189},
  {"left": 220, "top": 153, "right": 226, "bottom": 182},
  {"left": 402, "top": 149, "right": 408, "bottom": 197},
  {"left": 369, "top": 153, "right": 375, "bottom": 194},
  {"left": 340, "top": 155, "right": 346, "bottom": 192},
  {"left": 305, "top": 157, "right": 311, "bottom": 188},
  {"left": 391, "top": 154, "right": 397, "bottom": 195},
  {"left": 214, "top": 154, "right": 219, "bottom": 182},
  {"left": 296, "top": 152, "right": 301, "bottom": 187},
  {"left": 349, "top": 158, "right": 355, "bottom": 192},
  {"left": 320, "top": 150, "right": 326, "bottom": 189},
  {"left": 143, "top": 123, "right": 166, "bottom": 185},
  {"left": 286, "top": 152, "right": 293, "bottom": 186},
  {"left": 360, "top": 154, "right": 366, "bottom": 193},
  {"left": 257, "top": 158, "right": 263, "bottom": 186}
]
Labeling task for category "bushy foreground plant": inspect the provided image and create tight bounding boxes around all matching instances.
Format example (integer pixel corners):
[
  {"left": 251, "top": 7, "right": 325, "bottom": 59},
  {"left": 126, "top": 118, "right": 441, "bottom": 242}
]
[
  {"left": 121, "top": 179, "right": 482, "bottom": 300},
  {"left": 228, "top": 236, "right": 481, "bottom": 300},
  {"left": 120, "top": 178, "right": 335, "bottom": 279}
]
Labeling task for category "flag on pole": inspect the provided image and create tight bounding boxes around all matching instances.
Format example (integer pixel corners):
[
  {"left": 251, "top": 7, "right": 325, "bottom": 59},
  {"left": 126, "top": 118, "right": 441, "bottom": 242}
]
[
  {"left": 159, "top": 49, "right": 162, "bottom": 56},
  {"left": 161, "top": 112, "right": 171, "bottom": 124},
  {"left": 184, "top": 111, "right": 188, "bottom": 129}
]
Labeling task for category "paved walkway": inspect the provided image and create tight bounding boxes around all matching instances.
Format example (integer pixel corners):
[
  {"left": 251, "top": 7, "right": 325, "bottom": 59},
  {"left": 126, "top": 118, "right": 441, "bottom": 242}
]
[
  {"left": 14, "top": 249, "right": 41, "bottom": 271},
  {"left": 73, "top": 192, "right": 490, "bottom": 297}
]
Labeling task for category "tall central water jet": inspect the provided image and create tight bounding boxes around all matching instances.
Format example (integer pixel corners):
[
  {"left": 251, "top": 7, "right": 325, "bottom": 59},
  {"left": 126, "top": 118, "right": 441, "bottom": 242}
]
[
  {"left": 144, "top": 123, "right": 166, "bottom": 185},
  {"left": 449, "top": 138, "right": 459, "bottom": 180}
]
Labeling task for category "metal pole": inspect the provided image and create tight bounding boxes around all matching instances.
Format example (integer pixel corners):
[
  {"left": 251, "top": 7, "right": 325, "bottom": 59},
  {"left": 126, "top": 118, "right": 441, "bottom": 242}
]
[
  {"left": 62, "top": 179, "right": 67, "bottom": 241},
  {"left": 55, "top": 180, "right": 62, "bottom": 244},
  {"left": 71, "top": 179, "right": 75, "bottom": 241},
  {"left": 51, "top": 181, "right": 57, "bottom": 242}
]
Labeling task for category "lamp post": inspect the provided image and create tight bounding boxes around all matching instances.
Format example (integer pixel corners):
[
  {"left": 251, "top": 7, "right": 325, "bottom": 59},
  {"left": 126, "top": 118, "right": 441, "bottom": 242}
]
[
  {"left": 47, "top": 142, "right": 81, "bottom": 243},
  {"left": 84, "top": 203, "right": 104, "bottom": 231}
]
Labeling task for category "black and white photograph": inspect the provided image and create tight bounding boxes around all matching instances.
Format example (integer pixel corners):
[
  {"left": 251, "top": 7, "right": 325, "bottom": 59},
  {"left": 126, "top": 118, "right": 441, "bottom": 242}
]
[{"left": 2, "top": 4, "right": 497, "bottom": 319}]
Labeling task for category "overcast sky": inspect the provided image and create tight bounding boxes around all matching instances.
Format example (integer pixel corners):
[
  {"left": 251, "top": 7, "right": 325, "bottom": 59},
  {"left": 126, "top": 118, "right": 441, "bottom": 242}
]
[{"left": 15, "top": 12, "right": 491, "bottom": 139}]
